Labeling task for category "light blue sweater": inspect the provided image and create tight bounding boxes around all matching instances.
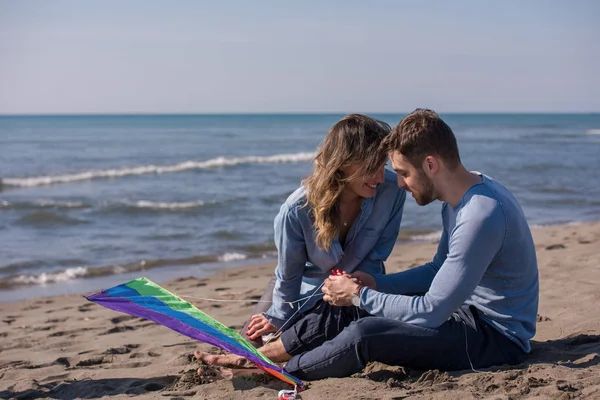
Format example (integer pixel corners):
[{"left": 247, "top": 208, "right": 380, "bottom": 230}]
[{"left": 360, "top": 174, "right": 539, "bottom": 352}]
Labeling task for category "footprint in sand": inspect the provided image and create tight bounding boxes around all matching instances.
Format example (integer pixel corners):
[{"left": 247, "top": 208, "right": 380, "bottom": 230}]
[
  {"left": 33, "top": 325, "right": 56, "bottom": 332},
  {"left": 214, "top": 287, "right": 230, "bottom": 292},
  {"left": 46, "top": 317, "right": 68, "bottom": 323},
  {"left": 104, "top": 344, "right": 140, "bottom": 355},
  {"left": 103, "top": 325, "right": 136, "bottom": 335},
  {"left": 113, "top": 361, "right": 154, "bottom": 369},
  {"left": 134, "top": 322, "right": 155, "bottom": 329},
  {"left": 124, "top": 376, "right": 177, "bottom": 395},
  {"left": 104, "top": 346, "right": 132, "bottom": 355},
  {"left": 78, "top": 303, "right": 95, "bottom": 312},
  {"left": 110, "top": 315, "right": 137, "bottom": 324},
  {"left": 75, "top": 356, "right": 107, "bottom": 367}
]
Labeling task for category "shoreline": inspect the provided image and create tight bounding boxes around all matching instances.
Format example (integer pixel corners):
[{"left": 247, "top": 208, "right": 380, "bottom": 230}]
[
  {"left": 1, "top": 219, "right": 598, "bottom": 303},
  {"left": 1, "top": 221, "right": 599, "bottom": 399}
]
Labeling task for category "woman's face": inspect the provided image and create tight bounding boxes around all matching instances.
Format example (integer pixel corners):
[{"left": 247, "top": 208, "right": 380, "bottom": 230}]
[{"left": 342, "top": 163, "right": 386, "bottom": 199}]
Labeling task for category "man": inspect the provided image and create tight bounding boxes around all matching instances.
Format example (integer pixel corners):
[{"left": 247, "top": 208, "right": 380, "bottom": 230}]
[{"left": 197, "top": 109, "right": 539, "bottom": 380}]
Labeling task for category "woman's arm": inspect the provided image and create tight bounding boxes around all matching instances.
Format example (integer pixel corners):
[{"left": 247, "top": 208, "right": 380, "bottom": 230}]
[{"left": 263, "top": 202, "right": 308, "bottom": 329}]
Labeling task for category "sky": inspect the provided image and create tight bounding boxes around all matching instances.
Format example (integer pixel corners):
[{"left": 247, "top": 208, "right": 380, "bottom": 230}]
[{"left": 0, "top": 0, "right": 598, "bottom": 114}]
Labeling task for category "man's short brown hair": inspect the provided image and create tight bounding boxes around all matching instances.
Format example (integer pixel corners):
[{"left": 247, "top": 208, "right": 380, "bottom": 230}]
[{"left": 382, "top": 109, "right": 461, "bottom": 170}]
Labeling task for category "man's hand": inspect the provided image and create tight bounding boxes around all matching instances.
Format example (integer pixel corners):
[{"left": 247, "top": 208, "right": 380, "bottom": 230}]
[
  {"left": 246, "top": 314, "right": 277, "bottom": 340},
  {"left": 322, "top": 275, "right": 359, "bottom": 306},
  {"left": 350, "top": 271, "right": 376, "bottom": 290}
]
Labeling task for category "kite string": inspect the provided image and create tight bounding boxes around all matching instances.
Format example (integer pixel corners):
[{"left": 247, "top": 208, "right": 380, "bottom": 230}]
[
  {"left": 181, "top": 293, "right": 323, "bottom": 307},
  {"left": 263, "top": 280, "right": 327, "bottom": 346}
]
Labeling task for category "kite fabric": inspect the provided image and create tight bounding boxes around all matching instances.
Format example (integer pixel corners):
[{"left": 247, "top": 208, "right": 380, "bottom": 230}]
[{"left": 85, "top": 277, "right": 304, "bottom": 389}]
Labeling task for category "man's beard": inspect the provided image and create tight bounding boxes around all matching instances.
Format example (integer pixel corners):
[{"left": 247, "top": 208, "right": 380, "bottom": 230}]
[{"left": 413, "top": 172, "right": 436, "bottom": 206}]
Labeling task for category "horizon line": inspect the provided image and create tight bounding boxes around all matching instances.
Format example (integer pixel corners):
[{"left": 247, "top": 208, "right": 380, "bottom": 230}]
[{"left": 1, "top": 111, "right": 599, "bottom": 117}]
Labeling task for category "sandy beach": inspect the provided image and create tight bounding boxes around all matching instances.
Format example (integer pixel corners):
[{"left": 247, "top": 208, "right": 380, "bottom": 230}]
[{"left": 1, "top": 221, "right": 599, "bottom": 400}]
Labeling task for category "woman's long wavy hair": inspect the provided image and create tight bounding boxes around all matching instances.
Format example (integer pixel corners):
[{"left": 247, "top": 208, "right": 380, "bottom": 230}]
[{"left": 302, "top": 114, "right": 391, "bottom": 250}]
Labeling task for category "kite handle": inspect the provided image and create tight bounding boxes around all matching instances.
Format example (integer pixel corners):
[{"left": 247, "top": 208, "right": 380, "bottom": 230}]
[{"left": 277, "top": 385, "right": 300, "bottom": 399}]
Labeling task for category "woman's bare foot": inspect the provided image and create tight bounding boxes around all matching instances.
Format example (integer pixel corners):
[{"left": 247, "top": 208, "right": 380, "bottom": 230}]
[{"left": 194, "top": 350, "right": 252, "bottom": 368}]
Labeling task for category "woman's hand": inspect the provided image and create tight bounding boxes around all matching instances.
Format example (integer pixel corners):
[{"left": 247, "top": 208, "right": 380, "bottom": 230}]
[{"left": 246, "top": 314, "right": 277, "bottom": 340}]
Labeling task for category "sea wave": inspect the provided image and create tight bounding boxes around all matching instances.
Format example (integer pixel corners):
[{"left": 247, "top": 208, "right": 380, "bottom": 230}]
[
  {"left": 408, "top": 231, "right": 442, "bottom": 242},
  {"left": 0, "top": 258, "right": 88, "bottom": 275},
  {"left": 16, "top": 211, "right": 89, "bottom": 227},
  {"left": 0, "top": 251, "right": 268, "bottom": 290},
  {"left": 585, "top": 129, "right": 600, "bottom": 135},
  {"left": 2, "top": 152, "right": 315, "bottom": 188},
  {"left": 398, "top": 229, "right": 442, "bottom": 243},
  {"left": 0, "top": 228, "right": 449, "bottom": 290},
  {"left": 0, "top": 200, "right": 91, "bottom": 210},
  {"left": 126, "top": 200, "right": 209, "bottom": 209},
  {"left": 11, "top": 266, "right": 89, "bottom": 286},
  {"left": 218, "top": 252, "right": 248, "bottom": 262},
  {"left": 96, "top": 199, "right": 221, "bottom": 216}
]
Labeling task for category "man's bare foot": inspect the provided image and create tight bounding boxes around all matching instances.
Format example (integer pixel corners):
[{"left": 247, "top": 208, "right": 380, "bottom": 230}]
[{"left": 194, "top": 350, "right": 253, "bottom": 368}]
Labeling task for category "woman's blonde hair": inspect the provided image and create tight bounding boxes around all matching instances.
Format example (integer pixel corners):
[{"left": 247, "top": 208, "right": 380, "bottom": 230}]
[{"left": 302, "top": 114, "right": 391, "bottom": 250}]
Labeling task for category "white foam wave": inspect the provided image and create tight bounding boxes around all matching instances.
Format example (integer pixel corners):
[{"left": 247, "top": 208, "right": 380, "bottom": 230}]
[
  {"left": 124, "top": 200, "right": 209, "bottom": 209},
  {"left": 38, "top": 200, "right": 87, "bottom": 208},
  {"left": 218, "top": 252, "right": 248, "bottom": 262},
  {"left": 3, "top": 152, "right": 316, "bottom": 188},
  {"left": 0, "top": 200, "right": 88, "bottom": 209},
  {"left": 12, "top": 266, "right": 88, "bottom": 285},
  {"left": 409, "top": 231, "right": 442, "bottom": 242},
  {"left": 585, "top": 129, "right": 600, "bottom": 135}
]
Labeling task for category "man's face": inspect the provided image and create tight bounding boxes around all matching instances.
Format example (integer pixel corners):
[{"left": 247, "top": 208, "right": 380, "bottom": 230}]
[{"left": 389, "top": 151, "right": 436, "bottom": 206}]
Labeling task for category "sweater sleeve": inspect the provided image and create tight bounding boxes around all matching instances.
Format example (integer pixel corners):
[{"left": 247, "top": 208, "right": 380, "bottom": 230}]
[
  {"left": 263, "top": 203, "right": 308, "bottom": 328},
  {"left": 373, "top": 227, "right": 448, "bottom": 295},
  {"left": 360, "top": 201, "right": 505, "bottom": 328}
]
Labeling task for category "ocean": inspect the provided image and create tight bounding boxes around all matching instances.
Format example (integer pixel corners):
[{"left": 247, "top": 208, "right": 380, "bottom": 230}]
[{"left": 1, "top": 113, "right": 599, "bottom": 302}]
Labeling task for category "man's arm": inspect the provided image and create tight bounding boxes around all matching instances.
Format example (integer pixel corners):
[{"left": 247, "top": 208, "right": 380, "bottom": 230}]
[
  {"left": 360, "top": 203, "right": 505, "bottom": 328},
  {"left": 372, "top": 227, "right": 448, "bottom": 295}
]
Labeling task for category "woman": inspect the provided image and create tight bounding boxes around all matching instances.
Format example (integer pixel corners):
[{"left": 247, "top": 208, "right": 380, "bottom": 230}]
[{"left": 243, "top": 114, "right": 406, "bottom": 345}]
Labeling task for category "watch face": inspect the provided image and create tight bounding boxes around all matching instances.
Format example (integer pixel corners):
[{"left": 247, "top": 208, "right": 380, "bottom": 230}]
[{"left": 351, "top": 294, "right": 360, "bottom": 307}]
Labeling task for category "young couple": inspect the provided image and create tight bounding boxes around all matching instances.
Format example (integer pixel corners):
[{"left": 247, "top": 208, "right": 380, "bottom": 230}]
[{"left": 196, "top": 110, "right": 539, "bottom": 380}]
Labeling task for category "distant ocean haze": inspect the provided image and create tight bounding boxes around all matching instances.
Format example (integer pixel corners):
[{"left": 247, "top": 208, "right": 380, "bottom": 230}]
[{"left": 1, "top": 113, "right": 599, "bottom": 301}]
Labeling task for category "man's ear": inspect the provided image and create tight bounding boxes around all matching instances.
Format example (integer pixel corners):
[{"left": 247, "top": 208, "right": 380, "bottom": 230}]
[{"left": 422, "top": 155, "right": 439, "bottom": 176}]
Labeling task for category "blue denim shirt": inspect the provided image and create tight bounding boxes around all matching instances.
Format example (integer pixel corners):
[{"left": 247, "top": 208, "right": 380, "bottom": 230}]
[{"left": 265, "top": 169, "right": 406, "bottom": 328}]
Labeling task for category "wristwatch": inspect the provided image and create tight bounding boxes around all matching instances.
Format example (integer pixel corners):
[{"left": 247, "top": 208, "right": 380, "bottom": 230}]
[{"left": 351, "top": 285, "right": 365, "bottom": 307}]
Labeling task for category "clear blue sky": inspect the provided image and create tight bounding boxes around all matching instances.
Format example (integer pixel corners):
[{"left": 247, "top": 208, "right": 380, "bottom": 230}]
[{"left": 1, "top": 0, "right": 598, "bottom": 114}]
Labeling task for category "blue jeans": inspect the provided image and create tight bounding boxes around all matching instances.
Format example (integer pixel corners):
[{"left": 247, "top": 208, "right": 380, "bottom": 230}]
[{"left": 282, "top": 302, "right": 525, "bottom": 380}]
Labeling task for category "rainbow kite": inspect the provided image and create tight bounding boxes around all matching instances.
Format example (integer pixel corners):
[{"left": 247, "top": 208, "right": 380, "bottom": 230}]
[{"left": 85, "top": 277, "right": 303, "bottom": 389}]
